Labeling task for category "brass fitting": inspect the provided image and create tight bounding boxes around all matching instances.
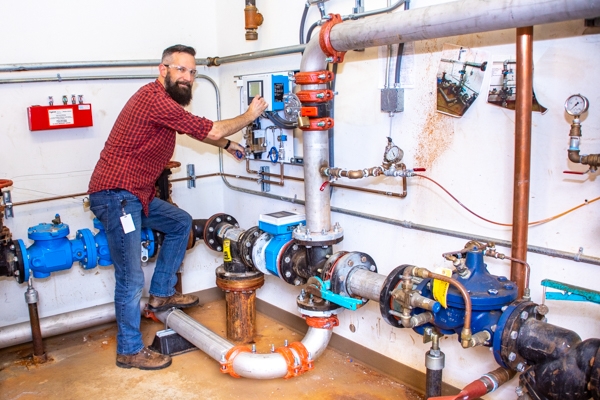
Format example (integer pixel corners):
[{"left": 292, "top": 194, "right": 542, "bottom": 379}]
[
  {"left": 244, "top": 3, "right": 264, "bottom": 41},
  {"left": 461, "top": 328, "right": 473, "bottom": 348}
]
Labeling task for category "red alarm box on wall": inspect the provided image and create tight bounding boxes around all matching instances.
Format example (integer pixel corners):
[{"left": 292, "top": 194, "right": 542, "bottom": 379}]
[{"left": 27, "top": 104, "right": 93, "bottom": 131}]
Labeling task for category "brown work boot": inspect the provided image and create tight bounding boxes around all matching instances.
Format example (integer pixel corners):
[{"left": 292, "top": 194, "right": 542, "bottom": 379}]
[
  {"left": 116, "top": 347, "right": 172, "bottom": 370},
  {"left": 147, "top": 292, "right": 199, "bottom": 312}
]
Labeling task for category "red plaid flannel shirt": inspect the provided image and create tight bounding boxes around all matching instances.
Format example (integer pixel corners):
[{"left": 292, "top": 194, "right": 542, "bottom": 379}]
[{"left": 88, "top": 80, "right": 213, "bottom": 215}]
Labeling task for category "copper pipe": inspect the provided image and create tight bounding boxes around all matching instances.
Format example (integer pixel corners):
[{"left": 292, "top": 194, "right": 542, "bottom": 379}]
[
  {"left": 12, "top": 192, "right": 88, "bottom": 206},
  {"left": 27, "top": 302, "right": 47, "bottom": 363},
  {"left": 511, "top": 27, "right": 533, "bottom": 299}
]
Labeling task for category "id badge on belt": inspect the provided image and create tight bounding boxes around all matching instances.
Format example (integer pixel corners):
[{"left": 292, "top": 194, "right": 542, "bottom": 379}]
[{"left": 120, "top": 199, "right": 136, "bottom": 234}]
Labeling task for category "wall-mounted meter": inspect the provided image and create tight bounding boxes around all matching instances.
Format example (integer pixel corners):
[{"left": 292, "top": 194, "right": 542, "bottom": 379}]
[
  {"left": 242, "top": 73, "right": 290, "bottom": 111},
  {"left": 237, "top": 71, "right": 302, "bottom": 165}
]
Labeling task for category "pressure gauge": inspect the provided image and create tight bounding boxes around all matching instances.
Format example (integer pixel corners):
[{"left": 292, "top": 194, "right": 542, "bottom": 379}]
[
  {"left": 384, "top": 144, "right": 404, "bottom": 164},
  {"left": 564, "top": 94, "right": 589, "bottom": 116}
]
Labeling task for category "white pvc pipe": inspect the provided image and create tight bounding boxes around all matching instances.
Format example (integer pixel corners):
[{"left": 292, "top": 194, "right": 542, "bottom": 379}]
[{"left": 155, "top": 308, "right": 333, "bottom": 380}]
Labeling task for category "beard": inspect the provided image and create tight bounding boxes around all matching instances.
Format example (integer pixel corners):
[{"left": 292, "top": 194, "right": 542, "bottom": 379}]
[{"left": 164, "top": 71, "right": 193, "bottom": 106}]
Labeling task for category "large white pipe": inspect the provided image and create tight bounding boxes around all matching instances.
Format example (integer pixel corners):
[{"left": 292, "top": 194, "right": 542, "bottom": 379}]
[
  {"left": 0, "top": 303, "right": 116, "bottom": 349},
  {"left": 156, "top": 308, "right": 333, "bottom": 380},
  {"left": 329, "top": 0, "right": 600, "bottom": 51},
  {"left": 300, "top": 39, "right": 331, "bottom": 236},
  {"left": 0, "top": 300, "right": 148, "bottom": 349}
]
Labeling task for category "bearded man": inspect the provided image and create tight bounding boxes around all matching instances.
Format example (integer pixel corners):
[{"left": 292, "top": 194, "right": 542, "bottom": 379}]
[{"left": 88, "top": 44, "right": 267, "bottom": 370}]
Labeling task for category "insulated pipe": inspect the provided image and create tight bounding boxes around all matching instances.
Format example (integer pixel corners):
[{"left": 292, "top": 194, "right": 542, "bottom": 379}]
[
  {"left": 511, "top": 27, "right": 534, "bottom": 299},
  {"left": 155, "top": 308, "right": 333, "bottom": 379},
  {"left": 327, "top": 0, "right": 600, "bottom": 52},
  {"left": 300, "top": 39, "right": 331, "bottom": 236}
]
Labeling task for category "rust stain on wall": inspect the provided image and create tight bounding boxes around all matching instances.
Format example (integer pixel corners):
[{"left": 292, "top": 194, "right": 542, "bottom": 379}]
[{"left": 414, "top": 106, "right": 454, "bottom": 170}]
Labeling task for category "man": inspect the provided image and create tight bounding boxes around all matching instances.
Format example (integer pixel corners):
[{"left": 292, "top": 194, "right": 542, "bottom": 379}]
[{"left": 88, "top": 44, "right": 267, "bottom": 370}]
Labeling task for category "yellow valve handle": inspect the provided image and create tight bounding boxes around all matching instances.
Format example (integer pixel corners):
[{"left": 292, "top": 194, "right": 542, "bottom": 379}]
[{"left": 432, "top": 268, "right": 453, "bottom": 308}]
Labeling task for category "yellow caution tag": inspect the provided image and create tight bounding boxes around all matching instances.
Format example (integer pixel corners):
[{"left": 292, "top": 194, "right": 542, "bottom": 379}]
[
  {"left": 432, "top": 268, "right": 453, "bottom": 309},
  {"left": 223, "top": 239, "right": 232, "bottom": 262}
]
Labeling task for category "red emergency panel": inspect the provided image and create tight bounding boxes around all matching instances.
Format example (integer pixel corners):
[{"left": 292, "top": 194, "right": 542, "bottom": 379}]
[{"left": 27, "top": 104, "right": 93, "bottom": 131}]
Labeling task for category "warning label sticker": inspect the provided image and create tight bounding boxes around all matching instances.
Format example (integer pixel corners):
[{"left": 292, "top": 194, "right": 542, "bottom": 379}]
[{"left": 48, "top": 109, "right": 74, "bottom": 126}]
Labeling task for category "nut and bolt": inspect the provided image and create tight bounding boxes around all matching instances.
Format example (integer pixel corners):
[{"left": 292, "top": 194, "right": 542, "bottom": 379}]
[
  {"left": 216, "top": 217, "right": 222, "bottom": 223},
  {"left": 508, "top": 352, "right": 517, "bottom": 362},
  {"left": 521, "top": 311, "right": 529, "bottom": 320},
  {"left": 285, "top": 271, "right": 292, "bottom": 278},
  {"left": 515, "top": 386, "right": 524, "bottom": 396},
  {"left": 510, "top": 331, "right": 519, "bottom": 340},
  {"left": 488, "top": 289, "right": 499, "bottom": 295},
  {"left": 517, "top": 362, "right": 525, "bottom": 372},
  {"left": 292, "top": 245, "right": 298, "bottom": 251},
  {"left": 284, "top": 257, "right": 291, "bottom": 263}
]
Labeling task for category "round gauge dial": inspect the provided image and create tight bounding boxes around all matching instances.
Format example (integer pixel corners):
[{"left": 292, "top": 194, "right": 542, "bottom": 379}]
[
  {"left": 384, "top": 145, "right": 404, "bottom": 163},
  {"left": 564, "top": 94, "right": 589, "bottom": 116}
]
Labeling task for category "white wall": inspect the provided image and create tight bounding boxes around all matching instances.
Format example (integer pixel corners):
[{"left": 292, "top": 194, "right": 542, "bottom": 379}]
[{"left": 1, "top": 1, "right": 600, "bottom": 398}]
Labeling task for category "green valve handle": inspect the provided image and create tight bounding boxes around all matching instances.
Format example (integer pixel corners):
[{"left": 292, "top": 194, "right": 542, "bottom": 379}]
[{"left": 542, "top": 279, "right": 600, "bottom": 304}]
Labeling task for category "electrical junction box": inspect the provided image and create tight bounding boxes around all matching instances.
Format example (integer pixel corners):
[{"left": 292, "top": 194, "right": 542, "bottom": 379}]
[
  {"left": 259, "top": 211, "right": 305, "bottom": 235},
  {"left": 27, "top": 104, "right": 93, "bottom": 131}
]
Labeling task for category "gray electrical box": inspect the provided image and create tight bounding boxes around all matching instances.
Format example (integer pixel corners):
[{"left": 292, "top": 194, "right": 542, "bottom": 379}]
[{"left": 381, "top": 88, "right": 404, "bottom": 113}]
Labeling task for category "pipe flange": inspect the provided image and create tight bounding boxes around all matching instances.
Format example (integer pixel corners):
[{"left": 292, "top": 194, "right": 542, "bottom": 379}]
[
  {"left": 239, "top": 226, "right": 261, "bottom": 269},
  {"left": 76, "top": 228, "right": 98, "bottom": 270},
  {"left": 329, "top": 252, "right": 377, "bottom": 306},
  {"left": 14, "top": 239, "right": 29, "bottom": 284},
  {"left": 203, "top": 213, "right": 238, "bottom": 251},
  {"left": 320, "top": 251, "right": 348, "bottom": 281},
  {"left": 278, "top": 240, "right": 306, "bottom": 286},
  {"left": 215, "top": 266, "right": 264, "bottom": 292},
  {"left": 492, "top": 300, "right": 542, "bottom": 370},
  {"left": 380, "top": 265, "right": 413, "bottom": 328},
  {"left": 297, "top": 290, "right": 341, "bottom": 313},
  {"left": 588, "top": 346, "right": 600, "bottom": 399},
  {"left": 292, "top": 223, "right": 343, "bottom": 246}
]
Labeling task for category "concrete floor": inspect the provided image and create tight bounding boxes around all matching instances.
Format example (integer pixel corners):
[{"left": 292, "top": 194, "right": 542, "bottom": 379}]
[{"left": 0, "top": 299, "right": 424, "bottom": 400}]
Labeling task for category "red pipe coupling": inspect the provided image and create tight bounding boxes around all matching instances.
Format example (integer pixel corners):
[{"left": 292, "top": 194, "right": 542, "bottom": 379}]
[{"left": 319, "top": 14, "right": 346, "bottom": 63}]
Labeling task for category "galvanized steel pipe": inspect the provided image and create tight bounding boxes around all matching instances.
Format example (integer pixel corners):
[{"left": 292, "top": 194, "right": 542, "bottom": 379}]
[
  {"left": 347, "top": 269, "right": 386, "bottom": 302},
  {"left": 155, "top": 308, "right": 333, "bottom": 379},
  {"left": 328, "top": 0, "right": 600, "bottom": 51}
]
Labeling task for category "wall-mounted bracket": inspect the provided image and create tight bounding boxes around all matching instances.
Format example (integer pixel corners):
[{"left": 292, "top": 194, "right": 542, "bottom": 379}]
[
  {"left": 186, "top": 164, "right": 196, "bottom": 189},
  {"left": 260, "top": 166, "right": 270, "bottom": 192},
  {"left": 2, "top": 190, "right": 13, "bottom": 218}
]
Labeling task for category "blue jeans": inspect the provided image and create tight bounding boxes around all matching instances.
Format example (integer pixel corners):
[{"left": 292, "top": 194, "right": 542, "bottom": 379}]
[{"left": 89, "top": 190, "right": 192, "bottom": 355}]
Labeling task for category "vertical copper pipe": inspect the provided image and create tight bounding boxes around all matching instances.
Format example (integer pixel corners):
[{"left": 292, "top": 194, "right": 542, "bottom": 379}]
[
  {"left": 511, "top": 27, "right": 534, "bottom": 298},
  {"left": 28, "top": 303, "right": 47, "bottom": 363}
]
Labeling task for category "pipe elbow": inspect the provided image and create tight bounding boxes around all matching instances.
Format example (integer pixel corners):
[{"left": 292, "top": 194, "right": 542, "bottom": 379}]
[{"left": 568, "top": 150, "right": 582, "bottom": 164}]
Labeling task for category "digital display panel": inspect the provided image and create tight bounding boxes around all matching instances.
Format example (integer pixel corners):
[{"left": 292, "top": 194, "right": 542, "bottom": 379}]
[{"left": 248, "top": 81, "right": 262, "bottom": 98}]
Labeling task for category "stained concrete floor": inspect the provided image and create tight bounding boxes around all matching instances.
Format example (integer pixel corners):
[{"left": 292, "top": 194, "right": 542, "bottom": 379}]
[{"left": 0, "top": 299, "right": 424, "bottom": 400}]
